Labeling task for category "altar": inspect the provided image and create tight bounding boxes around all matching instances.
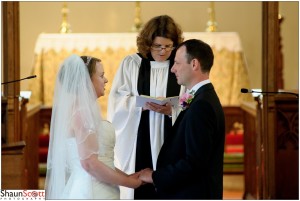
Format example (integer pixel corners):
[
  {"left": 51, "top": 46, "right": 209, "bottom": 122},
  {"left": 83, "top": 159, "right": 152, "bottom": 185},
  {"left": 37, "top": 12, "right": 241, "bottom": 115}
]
[{"left": 29, "top": 32, "right": 252, "bottom": 118}]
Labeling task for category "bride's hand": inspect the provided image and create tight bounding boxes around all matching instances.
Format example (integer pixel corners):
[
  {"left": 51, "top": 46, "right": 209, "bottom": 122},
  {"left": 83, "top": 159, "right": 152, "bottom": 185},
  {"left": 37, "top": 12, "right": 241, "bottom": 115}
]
[
  {"left": 128, "top": 172, "right": 143, "bottom": 188},
  {"left": 129, "top": 171, "right": 141, "bottom": 178}
]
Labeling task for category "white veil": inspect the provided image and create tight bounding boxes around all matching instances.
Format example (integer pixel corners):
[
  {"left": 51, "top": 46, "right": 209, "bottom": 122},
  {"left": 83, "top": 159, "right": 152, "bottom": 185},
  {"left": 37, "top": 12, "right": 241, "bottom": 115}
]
[{"left": 45, "top": 54, "right": 102, "bottom": 199}]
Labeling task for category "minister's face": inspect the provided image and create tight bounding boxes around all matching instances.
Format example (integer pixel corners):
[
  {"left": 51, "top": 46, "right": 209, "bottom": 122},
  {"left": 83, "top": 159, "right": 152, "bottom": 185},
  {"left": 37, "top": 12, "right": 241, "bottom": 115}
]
[{"left": 150, "top": 37, "right": 174, "bottom": 62}]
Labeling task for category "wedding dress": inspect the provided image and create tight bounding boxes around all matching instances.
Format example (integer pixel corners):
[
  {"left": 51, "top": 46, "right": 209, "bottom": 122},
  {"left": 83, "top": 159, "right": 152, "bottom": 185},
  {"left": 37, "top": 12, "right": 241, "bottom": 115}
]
[
  {"left": 46, "top": 55, "right": 120, "bottom": 199},
  {"left": 61, "top": 120, "right": 120, "bottom": 199}
]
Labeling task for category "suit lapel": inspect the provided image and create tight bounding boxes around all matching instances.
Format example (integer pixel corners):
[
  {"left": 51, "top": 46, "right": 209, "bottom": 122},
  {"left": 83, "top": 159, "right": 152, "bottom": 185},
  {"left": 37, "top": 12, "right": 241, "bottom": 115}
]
[
  {"left": 163, "top": 83, "right": 214, "bottom": 143},
  {"left": 169, "top": 84, "right": 214, "bottom": 132},
  {"left": 173, "top": 109, "right": 186, "bottom": 128}
]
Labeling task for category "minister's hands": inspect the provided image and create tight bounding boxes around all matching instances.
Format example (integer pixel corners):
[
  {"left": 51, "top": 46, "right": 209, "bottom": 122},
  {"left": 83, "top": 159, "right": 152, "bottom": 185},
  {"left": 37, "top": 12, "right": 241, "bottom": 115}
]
[{"left": 143, "top": 102, "right": 172, "bottom": 116}]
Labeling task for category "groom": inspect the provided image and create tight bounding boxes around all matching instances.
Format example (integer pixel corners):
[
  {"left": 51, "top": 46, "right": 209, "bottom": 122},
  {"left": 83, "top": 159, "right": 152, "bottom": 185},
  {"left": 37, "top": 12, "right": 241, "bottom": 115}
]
[{"left": 139, "top": 39, "right": 225, "bottom": 199}]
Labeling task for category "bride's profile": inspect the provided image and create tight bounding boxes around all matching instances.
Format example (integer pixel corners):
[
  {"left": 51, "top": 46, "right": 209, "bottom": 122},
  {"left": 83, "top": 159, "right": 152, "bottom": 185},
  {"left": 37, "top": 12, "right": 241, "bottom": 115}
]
[{"left": 45, "top": 54, "right": 142, "bottom": 199}]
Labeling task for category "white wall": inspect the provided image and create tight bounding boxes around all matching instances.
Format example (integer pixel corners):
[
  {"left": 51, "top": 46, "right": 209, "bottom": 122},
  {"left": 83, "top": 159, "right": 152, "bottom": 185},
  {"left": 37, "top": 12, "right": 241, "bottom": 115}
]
[{"left": 19, "top": 1, "right": 298, "bottom": 91}]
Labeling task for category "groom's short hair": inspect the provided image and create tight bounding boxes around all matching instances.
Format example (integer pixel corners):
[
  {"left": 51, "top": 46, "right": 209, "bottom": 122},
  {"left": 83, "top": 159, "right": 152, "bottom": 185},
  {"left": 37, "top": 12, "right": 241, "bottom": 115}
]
[{"left": 177, "top": 39, "right": 214, "bottom": 73}]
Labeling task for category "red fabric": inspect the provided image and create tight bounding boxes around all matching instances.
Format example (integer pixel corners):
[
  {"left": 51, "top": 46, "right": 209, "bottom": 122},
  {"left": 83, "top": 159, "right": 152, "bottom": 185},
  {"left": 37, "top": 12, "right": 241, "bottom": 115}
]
[
  {"left": 39, "top": 147, "right": 49, "bottom": 163},
  {"left": 39, "top": 134, "right": 49, "bottom": 163},
  {"left": 225, "top": 132, "right": 244, "bottom": 153},
  {"left": 225, "top": 145, "right": 244, "bottom": 153},
  {"left": 39, "top": 134, "right": 49, "bottom": 147},
  {"left": 224, "top": 132, "right": 244, "bottom": 173},
  {"left": 225, "top": 132, "right": 243, "bottom": 145}
]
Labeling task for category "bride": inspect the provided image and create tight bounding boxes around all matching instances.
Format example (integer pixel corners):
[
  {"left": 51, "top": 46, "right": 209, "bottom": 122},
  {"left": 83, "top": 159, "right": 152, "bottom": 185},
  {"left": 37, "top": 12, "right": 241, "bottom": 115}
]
[{"left": 45, "top": 54, "right": 142, "bottom": 199}]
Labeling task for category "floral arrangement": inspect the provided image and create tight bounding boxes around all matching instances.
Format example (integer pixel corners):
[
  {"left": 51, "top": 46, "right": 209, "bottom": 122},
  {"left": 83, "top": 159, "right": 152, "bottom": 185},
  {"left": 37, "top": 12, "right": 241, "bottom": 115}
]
[{"left": 179, "top": 90, "right": 195, "bottom": 110}]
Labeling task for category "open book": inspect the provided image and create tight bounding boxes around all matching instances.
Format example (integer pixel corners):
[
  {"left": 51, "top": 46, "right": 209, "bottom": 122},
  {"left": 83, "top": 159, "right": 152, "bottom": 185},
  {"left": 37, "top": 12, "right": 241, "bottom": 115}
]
[{"left": 136, "top": 95, "right": 179, "bottom": 107}]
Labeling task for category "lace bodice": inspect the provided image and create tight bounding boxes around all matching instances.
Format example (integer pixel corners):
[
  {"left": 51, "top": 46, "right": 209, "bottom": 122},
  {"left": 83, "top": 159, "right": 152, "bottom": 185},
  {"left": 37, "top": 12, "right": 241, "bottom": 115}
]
[
  {"left": 66, "top": 120, "right": 116, "bottom": 169},
  {"left": 62, "top": 120, "right": 119, "bottom": 199}
]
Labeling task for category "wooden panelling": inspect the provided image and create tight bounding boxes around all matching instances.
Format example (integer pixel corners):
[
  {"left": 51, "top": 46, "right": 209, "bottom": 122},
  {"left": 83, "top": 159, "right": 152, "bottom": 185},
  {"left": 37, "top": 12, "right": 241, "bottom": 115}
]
[
  {"left": 241, "top": 96, "right": 299, "bottom": 199},
  {"left": 25, "top": 103, "right": 41, "bottom": 189},
  {"left": 39, "top": 106, "right": 52, "bottom": 131},
  {"left": 1, "top": 142, "right": 26, "bottom": 189},
  {"left": 1, "top": 101, "right": 41, "bottom": 189},
  {"left": 223, "top": 106, "right": 243, "bottom": 134},
  {"left": 274, "top": 97, "right": 299, "bottom": 199},
  {"left": 241, "top": 100, "right": 260, "bottom": 199}
]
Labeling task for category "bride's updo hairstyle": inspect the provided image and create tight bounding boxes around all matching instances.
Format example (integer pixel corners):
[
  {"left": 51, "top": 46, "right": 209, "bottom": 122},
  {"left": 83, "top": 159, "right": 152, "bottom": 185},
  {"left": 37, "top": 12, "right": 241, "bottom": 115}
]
[{"left": 80, "top": 56, "right": 101, "bottom": 78}]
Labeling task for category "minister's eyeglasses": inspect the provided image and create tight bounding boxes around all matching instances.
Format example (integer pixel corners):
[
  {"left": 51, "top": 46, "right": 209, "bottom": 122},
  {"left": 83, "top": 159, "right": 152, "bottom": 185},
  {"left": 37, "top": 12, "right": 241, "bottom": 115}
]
[{"left": 151, "top": 44, "right": 175, "bottom": 52}]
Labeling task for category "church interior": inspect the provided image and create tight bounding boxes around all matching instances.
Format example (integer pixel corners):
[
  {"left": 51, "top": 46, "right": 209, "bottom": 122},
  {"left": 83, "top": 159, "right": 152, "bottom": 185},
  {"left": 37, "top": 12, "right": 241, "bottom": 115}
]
[{"left": 1, "top": 1, "right": 298, "bottom": 199}]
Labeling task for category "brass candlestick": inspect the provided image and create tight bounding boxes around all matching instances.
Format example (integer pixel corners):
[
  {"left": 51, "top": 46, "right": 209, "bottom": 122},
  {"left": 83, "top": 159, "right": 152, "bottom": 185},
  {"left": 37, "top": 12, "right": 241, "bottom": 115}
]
[
  {"left": 59, "top": 3, "right": 72, "bottom": 33},
  {"left": 206, "top": 2, "right": 218, "bottom": 32},
  {"left": 131, "top": 1, "right": 143, "bottom": 32}
]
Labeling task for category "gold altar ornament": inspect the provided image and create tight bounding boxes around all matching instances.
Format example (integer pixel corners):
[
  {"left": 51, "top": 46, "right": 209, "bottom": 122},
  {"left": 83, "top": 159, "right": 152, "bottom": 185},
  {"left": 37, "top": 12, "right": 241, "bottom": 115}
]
[
  {"left": 60, "top": 3, "right": 72, "bottom": 34},
  {"left": 131, "top": 1, "right": 143, "bottom": 32},
  {"left": 206, "top": 2, "right": 218, "bottom": 32}
]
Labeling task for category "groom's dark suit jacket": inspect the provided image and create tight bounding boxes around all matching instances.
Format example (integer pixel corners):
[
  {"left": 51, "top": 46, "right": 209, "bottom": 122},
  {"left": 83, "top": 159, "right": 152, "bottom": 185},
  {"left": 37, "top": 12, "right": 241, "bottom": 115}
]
[{"left": 152, "top": 83, "right": 225, "bottom": 199}]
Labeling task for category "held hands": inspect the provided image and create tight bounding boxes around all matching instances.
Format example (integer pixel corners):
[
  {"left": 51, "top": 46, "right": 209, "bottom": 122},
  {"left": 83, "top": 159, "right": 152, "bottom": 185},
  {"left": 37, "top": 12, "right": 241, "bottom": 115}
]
[
  {"left": 139, "top": 168, "right": 154, "bottom": 184},
  {"left": 128, "top": 171, "right": 143, "bottom": 189},
  {"left": 143, "top": 102, "right": 172, "bottom": 116},
  {"left": 128, "top": 168, "right": 153, "bottom": 189}
]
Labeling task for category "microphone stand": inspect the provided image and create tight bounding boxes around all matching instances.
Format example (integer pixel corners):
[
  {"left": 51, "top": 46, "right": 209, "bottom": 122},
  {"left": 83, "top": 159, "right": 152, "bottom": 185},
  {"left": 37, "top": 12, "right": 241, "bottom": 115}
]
[
  {"left": 241, "top": 88, "right": 298, "bottom": 98},
  {"left": 251, "top": 90, "right": 299, "bottom": 98},
  {"left": 1, "top": 75, "right": 37, "bottom": 85}
]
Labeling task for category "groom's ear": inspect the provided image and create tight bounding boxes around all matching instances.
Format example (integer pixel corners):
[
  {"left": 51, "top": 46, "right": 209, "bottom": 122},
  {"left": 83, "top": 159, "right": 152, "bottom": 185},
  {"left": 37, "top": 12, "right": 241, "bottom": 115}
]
[{"left": 191, "top": 59, "right": 201, "bottom": 71}]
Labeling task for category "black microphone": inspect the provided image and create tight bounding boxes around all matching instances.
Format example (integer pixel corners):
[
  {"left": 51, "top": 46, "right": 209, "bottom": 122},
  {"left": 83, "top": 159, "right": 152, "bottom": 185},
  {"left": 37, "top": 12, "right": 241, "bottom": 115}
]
[
  {"left": 241, "top": 88, "right": 298, "bottom": 98},
  {"left": 1, "top": 75, "right": 37, "bottom": 85}
]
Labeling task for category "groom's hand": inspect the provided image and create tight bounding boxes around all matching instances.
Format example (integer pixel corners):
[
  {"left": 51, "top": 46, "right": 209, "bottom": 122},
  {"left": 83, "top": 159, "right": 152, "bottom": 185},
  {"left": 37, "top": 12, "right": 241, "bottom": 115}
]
[{"left": 139, "top": 168, "right": 153, "bottom": 184}]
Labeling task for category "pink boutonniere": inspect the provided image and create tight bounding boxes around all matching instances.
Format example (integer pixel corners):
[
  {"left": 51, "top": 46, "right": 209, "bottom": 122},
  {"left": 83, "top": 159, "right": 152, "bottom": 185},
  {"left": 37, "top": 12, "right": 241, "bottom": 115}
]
[{"left": 179, "top": 90, "right": 195, "bottom": 110}]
